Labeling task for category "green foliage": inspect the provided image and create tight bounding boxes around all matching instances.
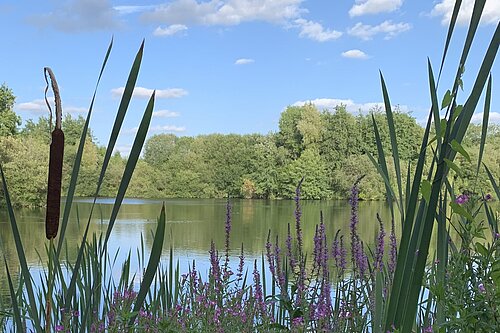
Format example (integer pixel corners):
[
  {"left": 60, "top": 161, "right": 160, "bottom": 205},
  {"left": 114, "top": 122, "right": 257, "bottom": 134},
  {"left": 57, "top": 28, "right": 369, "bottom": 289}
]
[{"left": 0, "top": 84, "right": 21, "bottom": 136}]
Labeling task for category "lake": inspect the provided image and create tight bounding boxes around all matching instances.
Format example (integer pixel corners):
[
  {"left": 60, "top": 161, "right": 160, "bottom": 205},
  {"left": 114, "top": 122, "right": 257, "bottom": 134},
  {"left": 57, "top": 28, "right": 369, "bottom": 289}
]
[{"left": 0, "top": 198, "right": 396, "bottom": 296}]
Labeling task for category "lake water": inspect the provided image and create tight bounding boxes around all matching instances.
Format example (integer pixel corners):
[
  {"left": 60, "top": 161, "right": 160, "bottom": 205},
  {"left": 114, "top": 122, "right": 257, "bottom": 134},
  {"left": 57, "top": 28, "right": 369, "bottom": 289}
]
[{"left": 0, "top": 198, "right": 395, "bottom": 296}]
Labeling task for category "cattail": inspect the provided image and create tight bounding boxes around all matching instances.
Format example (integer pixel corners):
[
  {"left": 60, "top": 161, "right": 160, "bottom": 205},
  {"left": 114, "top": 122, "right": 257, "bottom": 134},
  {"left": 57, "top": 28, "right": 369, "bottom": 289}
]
[{"left": 44, "top": 67, "right": 64, "bottom": 240}]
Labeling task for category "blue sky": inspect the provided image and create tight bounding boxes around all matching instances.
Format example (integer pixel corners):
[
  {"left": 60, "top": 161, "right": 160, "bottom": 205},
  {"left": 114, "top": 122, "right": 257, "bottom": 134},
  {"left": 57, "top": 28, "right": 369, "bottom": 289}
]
[{"left": 1, "top": 0, "right": 498, "bottom": 155}]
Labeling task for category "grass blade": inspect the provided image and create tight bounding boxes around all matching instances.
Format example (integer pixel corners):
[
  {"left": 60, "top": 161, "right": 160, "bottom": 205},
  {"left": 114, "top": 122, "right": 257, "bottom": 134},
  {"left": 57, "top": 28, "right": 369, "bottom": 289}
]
[
  {"left": 130, "top": 204, "right": 166, "bottom": 325},
  {"left": 4, "top": 256, "right": 24, "bottom": 331},
  {"left": 57, "top": 38, "right": 113, "bottom": 256},
  {"left": 476, "top": 75, "right": 492, "bottom": 176},
  {"left": 0, "top": 165, "right": 41, "bottom": 331},
  {"left": 379, "top": 72, "right": 404, "bottom": 218},
  {"left": 103, "top": 91, "right": 155, "bottom": 248}
]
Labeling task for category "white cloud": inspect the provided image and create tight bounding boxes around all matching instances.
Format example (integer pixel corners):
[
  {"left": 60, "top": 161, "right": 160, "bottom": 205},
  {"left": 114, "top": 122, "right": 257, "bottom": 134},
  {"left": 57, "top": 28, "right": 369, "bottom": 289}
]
[
  {"left": 348, "top": 20, "right": 411, "bottom": 40},
  {"left": 154, "top": 24, "right": 188, "bottom": 36},
  {"left": 141, "top": 1, "right": 340, "bottom": 42},
  {"left": 114, "top": 5, "right": 157, "bottom": 15},
  {"left": 235, "top": 58, "right": 255, "bottom": 65},
  {"left": 111, "top": 87, "right": 188, "bottom": 99},
  {"left": 141, "top": 0, "right": 305, "bottom": 26},
  {"left": 431, "top": 0, "right": 500, "bottom": 26},
  {"left": 28, "top": 0, "right": 121, "bottom": 32},
  {"left": 349, "top": 0, "right": 403, "bottom": 17},
  {"left": 150, "top": 125, "right": 186, "bottom": 132},
  {"left": 113, "top": 144, "right": 132, "bottom": 156},
  {"left": 16, "top": 99, "right": 86, "bottom": 114},
  {"left": 153, "top": 110, "right": 180, "bottom": 118},
  {"left": 295, "top": 18, "right": 342, "bottom": 42},
  {"left": 471, "top": 112, "right": 500, "bottom": 123},
  {"left": 341, "top": 49, "right": 369, "bottom": 59},
  {"left": 292, "top": 98, "right": 410, "bottom": 114},
  {"left": 126, "top": 124, "right": 186, "bottom": 135}
]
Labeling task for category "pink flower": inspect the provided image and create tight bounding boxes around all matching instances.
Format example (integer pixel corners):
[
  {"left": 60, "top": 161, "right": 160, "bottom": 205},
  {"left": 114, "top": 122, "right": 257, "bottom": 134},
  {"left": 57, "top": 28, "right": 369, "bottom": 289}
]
[{"left": 455, "top": 194, "right": 469, "bottom": 204}]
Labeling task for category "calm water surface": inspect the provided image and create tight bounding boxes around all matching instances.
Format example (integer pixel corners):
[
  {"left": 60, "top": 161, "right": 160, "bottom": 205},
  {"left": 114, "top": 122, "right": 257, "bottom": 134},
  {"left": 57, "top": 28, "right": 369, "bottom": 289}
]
[{"left": 0, "top": 198, "right": 394, "bottom": 294}]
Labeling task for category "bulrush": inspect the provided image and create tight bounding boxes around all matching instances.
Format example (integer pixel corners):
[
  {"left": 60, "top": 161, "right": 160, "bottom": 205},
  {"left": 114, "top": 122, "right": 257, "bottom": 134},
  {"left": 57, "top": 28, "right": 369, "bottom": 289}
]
[{"left": 44, "top": 67, "right": 65, "bottom": 240}]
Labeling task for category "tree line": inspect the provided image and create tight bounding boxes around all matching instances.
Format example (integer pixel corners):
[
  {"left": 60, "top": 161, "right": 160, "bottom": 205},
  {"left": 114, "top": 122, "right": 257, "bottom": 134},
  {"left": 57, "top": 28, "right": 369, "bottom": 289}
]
[{"left": 1, "top": 83, "right": 499, "bottom": 206}]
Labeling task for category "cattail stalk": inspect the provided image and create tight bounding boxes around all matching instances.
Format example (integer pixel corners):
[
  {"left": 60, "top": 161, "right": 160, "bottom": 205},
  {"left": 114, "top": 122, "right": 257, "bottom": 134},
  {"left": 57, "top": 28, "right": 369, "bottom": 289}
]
[{"left": 44, "top": 67, "right": 65, "bottom": 240}]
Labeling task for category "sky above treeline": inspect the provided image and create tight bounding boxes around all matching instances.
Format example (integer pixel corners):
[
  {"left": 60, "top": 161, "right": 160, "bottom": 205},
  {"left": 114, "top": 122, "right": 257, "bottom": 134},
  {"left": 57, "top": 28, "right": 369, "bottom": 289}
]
[{"left": 0, "top": 0, "right": 499, "bottom": 155}]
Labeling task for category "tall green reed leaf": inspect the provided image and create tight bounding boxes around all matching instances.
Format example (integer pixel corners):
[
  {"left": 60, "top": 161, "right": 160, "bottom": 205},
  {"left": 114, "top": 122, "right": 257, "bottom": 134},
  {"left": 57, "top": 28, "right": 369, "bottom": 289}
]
[
  {"left": 401, "top": 19, "right": 498, "bottom": 333},
  {"left": 476, "top": 75, "right": 491, "bottom": 177},
  {"left": 103, "top": 90, "right": 155, "bottom": 249},
  {"left": 56, "top": 38, "right": 113, "bottom": 256},
  {"left": 129, "top": 203, "right": 166, "bottom": 326},
  {"left": 4, "top": 256, "right": 23, "bottom": 331},
  {"left": 0, "top": 165, "right": 41, "bottom": 331},
  {"left": 380, "top": 72, "right": 404, "bottom": 218},
  {"left": 64, "top": 41, "right": 147, "bottom": 312}
]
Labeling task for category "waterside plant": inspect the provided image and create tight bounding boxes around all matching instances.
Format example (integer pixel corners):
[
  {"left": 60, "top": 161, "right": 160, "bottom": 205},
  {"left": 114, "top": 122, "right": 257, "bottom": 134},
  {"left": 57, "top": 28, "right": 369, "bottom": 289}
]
[{"left": 0, "top": 0, "right": 499, "bottom": 332}]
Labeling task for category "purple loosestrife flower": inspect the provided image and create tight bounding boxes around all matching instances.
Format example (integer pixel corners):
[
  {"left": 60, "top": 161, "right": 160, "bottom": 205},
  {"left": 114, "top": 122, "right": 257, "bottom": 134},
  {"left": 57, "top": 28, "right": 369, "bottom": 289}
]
[
  {"left": 237, "top": 243, "right": 245, "bottom": 282},
  {"left": 312, "top": 224, "right": 321, "bottom": 275},
  {"left": 339, "top": 236, "right": 347, "bottom": 273},
  {"left": 389, "top": 219, "right": 397, "bottom": 276},
  {"left": 253, "top": 260, "right": 266, "bottom": 318},
  {"left": 455, "top": 193, "right": 469, "bottom": 204},
  {"left": 224, "top": 198, "right": 232, "bottom": 271},
  {"left": 295, "top": 178, "right": 304, "bottom": 257},
  {"left": 375, "top": 214, "right": 386, "bottom": 272},
  {"left": 274, "top": 235, "right": 286, "bottom": 290},
  {"left": 209, "top": 240, "right": 222, "bottom": 291},
  {"left": 286, "top": 223, "right": 296, "bottom": 270},
  {"left": 350, "top": 178, "right": 365, "bottom": 276},
  {"left": 266, "top": 230, "right": 276, "bottom": 279},
  {"left": 478, "top": 283, "right": 486, "bottom": 293}
]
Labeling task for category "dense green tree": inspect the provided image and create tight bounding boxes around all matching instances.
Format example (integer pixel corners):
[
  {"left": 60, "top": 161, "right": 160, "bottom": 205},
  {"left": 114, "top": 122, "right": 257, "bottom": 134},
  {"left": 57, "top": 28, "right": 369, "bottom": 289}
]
[
  {"left": 278, "top": 148, "right": 330, "bottom": 199},
  {"left": 143, "top": 134, "right": 178, "bottom": 167},
  {"left": 0, "top": 83, "right": 21, "bottom": 136}
]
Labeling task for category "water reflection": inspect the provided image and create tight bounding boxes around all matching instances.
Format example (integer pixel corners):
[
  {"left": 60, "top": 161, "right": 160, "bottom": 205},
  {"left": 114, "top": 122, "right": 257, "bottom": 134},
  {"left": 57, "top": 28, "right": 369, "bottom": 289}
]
[{"left": 0, "top": 198, "right": 395, "bottom": 298}]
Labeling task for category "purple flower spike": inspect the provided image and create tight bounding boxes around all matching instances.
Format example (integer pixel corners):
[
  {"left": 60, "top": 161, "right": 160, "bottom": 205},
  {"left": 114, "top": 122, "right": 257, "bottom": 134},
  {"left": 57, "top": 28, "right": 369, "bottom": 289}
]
[{"left": 455, "top": 193, "right": 469, "bottom": 205}]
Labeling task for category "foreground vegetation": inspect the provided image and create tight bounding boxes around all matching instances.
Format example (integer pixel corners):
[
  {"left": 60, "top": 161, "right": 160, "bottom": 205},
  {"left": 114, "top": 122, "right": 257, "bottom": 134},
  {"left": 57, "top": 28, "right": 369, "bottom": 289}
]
[{"left": 0, "top": 1, "right": 499, "bottom": 332}]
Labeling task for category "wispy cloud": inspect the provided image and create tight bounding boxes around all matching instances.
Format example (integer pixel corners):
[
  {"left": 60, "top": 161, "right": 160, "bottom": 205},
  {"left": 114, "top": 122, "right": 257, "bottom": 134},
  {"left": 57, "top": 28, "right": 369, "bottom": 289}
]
[
  {"left": 140, "top": 1, "right": 341, "bottom": 43},
  {"left": 150, "top": 125, "right": 186, "bottom": 132},
  {"left": 349, "top": 0, "right": 403, "bottom": 17},
  {"left": 114, "top": 5, "right": 157, "bottom": 15},
  {"left": 113, "top": 144, "right": 132, "bottom": 156},
  {"left": 153, "top": 110, "right": 180, "bottom": 118},
  {"left": 235, "top": 58, "right": 255, "bottom": 65},
  {"left": 27, "top": 0, "right": 121, "bottom": 32},
  {"left": 111, "top": 87, "right": 188, "bottom": 99},
  {"left": 431, "top": 0, "right": 500, "bottom": 26},
  {"left": 154, "top": 24, "right": 188, "bottom": 36},
  {"left": 348, "top": 20, "right": 411, "bottom": 40},
  {"left": 292, "top": 98, "right": 410, "bottom": 114},
  {"left": 126, "top": 124, "right": 186, "bottom": 135},
  {"left": 16, "top": 99, "right": 86, "bottom": 114},
  {"left": 341, "top": 49, "right": 369, "bottom": 59},
  {"left": 471, "top": 111, "right": 500, "bottom": 123},
  {"left": 295, "top": 18, "right": 342, "bottom": 42},
  {"left": 141, "top": 0, "right": 305, "bottom": 26}
]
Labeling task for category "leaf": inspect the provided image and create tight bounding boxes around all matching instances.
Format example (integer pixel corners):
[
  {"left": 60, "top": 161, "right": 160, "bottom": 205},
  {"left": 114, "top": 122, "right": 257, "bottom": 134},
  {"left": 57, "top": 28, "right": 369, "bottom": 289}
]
[
  {"left": 475, "top": 242, "right": 488, "bottom": 257},
  {"left": 450, "top": 139, "right": 471, "bottom": 162},
  {"left": 421, "top": 180, "right": 431, "bottom": 203},
  {"left": 450, "top": 202, "right": 474, "bottom": 221},
  {"left": 444, "top": 158, "right": 462, "bottom": 176},
  {"left": 129, "top": 203, "right": 166, "bottom": 326},
  {"left": 441, "top": 90, "right": 452, "bottom": 109}
]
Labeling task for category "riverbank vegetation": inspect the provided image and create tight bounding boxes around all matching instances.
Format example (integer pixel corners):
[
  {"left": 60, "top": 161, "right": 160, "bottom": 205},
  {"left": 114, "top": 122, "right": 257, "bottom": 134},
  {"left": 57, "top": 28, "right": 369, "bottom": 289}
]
[
  {"left": 2, "top": 86, "right": 500, "bottom": 205},
  {"left": 0, "top": 0, "right": 499, "bottom": 332}
]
